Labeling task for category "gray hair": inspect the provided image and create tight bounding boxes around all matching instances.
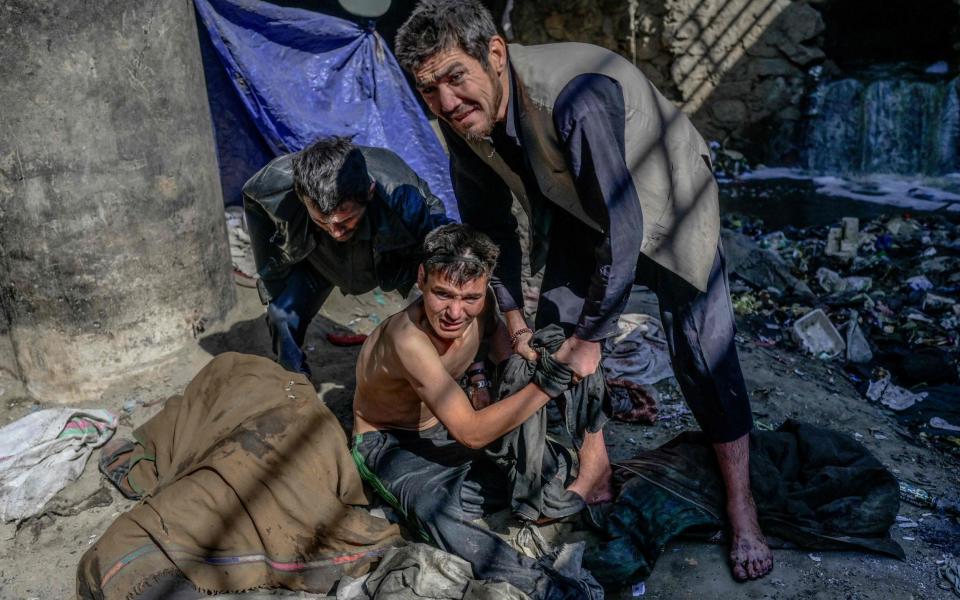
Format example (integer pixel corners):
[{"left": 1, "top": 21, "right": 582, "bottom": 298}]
[{"left": 394, "top": 0, "right": 498, "bottom": 74}]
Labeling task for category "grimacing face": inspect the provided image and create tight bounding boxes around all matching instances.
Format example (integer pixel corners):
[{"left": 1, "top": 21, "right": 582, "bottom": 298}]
[
  {"left": 417, "top": 266, "right": 488, "bottom": 340},
  {"left": 413, "top": 39, "right": 508, "bottom": 143}
]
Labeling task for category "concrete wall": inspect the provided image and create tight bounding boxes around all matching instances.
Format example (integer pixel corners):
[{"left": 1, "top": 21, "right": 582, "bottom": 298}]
[{"left": 0, "top": 0, "right": 235, "bottom": 402}]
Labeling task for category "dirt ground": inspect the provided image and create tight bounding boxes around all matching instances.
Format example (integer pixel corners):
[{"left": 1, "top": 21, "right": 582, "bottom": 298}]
[{"left": 1, "top": 232, "right": 958, "bottom": 599}]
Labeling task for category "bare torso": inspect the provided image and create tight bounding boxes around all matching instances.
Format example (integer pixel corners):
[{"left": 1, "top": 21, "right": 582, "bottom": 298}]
[{"left": 353, "top": 299, "right": 481, "bottom": 434}]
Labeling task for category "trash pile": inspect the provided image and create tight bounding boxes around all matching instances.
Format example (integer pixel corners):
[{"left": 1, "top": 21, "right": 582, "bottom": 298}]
[{"left": 721, "top": 213, "right": 960, "bottom": 454}]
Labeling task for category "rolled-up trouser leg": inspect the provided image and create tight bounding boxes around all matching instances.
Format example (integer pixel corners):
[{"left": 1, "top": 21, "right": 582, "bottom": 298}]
[
  {"left": 264, "top": 263, "right": 332, "bottom": 375},
  {"left": 636, "top": 241, "right": 753, "bottom": 443}
]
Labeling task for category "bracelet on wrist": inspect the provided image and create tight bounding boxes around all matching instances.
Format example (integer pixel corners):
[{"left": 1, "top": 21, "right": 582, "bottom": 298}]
[
  {"left": 470, "top": 379, "right": 492, "bottom": 389},
  {"left": 510, "top": 327, "right": 533, "bottom": 347}
]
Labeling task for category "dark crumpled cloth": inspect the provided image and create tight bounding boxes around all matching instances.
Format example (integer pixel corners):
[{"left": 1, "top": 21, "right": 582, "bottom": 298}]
[
  {"left": 896, "top": 384, "right": 960, "bottom": 445},
  {"left": 488, "top": 325, "right": 610, "bottom": 522},
  {"left": 585, "top": 419, "right": 903, "bottom": 585}
]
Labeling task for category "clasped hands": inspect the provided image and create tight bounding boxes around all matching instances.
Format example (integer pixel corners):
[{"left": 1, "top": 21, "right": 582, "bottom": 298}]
[{"left": 505, "top": 310, "right": 601, "bottom": 390}]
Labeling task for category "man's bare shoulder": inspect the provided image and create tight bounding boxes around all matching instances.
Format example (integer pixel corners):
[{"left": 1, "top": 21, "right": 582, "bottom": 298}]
[
  {"left": 382, "top": 303, "right": 441, "bottom": 364},
  {"left": 361, "top": 302, "right": 435, "bottom": 361}
]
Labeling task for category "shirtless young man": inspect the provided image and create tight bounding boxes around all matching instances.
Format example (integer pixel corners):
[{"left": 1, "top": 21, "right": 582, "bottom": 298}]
[{"left": 352, "top": 224, "right": 599, "bottom": 599}]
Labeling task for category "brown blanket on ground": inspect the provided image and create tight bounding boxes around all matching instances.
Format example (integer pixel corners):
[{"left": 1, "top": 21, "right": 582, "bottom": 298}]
[{"left": 77, "top": 352, "right": 401, "bottom": 599}]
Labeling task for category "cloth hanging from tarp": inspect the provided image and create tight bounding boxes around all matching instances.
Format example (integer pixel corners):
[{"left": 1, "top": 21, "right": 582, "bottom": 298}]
[{"left": 193, "top": 0, "right": 457, "bottom": 218}]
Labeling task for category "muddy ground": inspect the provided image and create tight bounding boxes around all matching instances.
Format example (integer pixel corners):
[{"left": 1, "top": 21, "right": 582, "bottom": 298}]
[{"left": 1, "top": 209, "right": 959, "bottom": 599}]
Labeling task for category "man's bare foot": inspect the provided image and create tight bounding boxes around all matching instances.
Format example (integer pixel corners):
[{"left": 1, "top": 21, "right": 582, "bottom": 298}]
[
  {"left": 567, "top": 430, "right": 614, "bottom": 504},
  {"left": 727, "top": 496, "right": 773, "bottom": 581},
  {"left": 567, "top": 462, "right": 613, "bottom": 504}
]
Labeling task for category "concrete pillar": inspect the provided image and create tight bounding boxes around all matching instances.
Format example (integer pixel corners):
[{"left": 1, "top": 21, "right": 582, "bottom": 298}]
[{"left": 0, "top": 0, "right": 236, "bottom": 402}]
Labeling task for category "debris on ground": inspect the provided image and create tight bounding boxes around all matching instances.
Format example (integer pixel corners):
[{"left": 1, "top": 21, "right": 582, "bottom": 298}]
[
  {"left": 792, "top": 309, "right": 846, "bottom": 357},
  {"left": 721, "top": 211, "right": 959, "bottom": 458},
  {"left": 866, "top": 375, "right": 929, "bottom": 411},
  {"left": 940, "top": 555, "right": 960, "bottom": 597},
  {"left": 603, "top": 314, "right": 674, "bottom": 423}
]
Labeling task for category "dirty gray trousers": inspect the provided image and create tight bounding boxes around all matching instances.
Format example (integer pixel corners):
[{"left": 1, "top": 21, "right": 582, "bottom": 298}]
[
  {"left": 489, "top": 325, "right": 609, "bottom": 522},
  {"left": 353, "top": 425, "right": 602, "bottom": 600},
  {"left": 537, "top": 211, "right": 753, "bottom": 443}
]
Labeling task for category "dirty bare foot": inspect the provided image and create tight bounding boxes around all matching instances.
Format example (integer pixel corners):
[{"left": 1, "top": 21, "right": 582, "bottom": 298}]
[
  {"left": 568, "top": 466, "right": 614, "bottom": 504},
  {"left": 566, "top": 463, "right": 613, "bottom": 504},
  {"left": 727, "top": 494, "right": 773, "bottom": 581},
  {"left": 713, "top": 433, "right": 773, "bottom": 581},
  {"left": 567, "top": 430, "right": 614, "bottom": 504}
]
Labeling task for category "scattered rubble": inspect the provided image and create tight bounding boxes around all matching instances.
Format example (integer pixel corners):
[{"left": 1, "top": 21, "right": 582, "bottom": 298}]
[
  {"left": 722, "top": 211, "right": 960, "bottom": 455},
  {"left": 792, "top": 309, "right": 845, "bottom": 358}
]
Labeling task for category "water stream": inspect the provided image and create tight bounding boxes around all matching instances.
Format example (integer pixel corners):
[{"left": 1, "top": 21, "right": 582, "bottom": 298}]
[{"left": 804, "top": 66, "right": 960, "bottom": 176}]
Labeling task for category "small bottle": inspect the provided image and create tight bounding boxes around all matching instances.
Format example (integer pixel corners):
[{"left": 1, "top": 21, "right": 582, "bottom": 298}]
[{"left": 899, "top": 481, "right": 960, "bottom": 517}]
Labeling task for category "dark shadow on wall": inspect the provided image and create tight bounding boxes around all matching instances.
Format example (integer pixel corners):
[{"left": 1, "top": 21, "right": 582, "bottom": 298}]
[
  {"left": 669, "top": 0, "right": 823, "bottom": 165},
  {"left": 819, "top": 0, "right": 960, "bottom": 69}
]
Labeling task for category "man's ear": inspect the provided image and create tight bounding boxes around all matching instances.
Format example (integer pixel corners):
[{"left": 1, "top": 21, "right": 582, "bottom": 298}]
[
  {"left": 367, "top": 181, "right": 376, "bottom": 201},
  {"left": 416, "top": 264, "right": 426, "bottom": 288},
  {"left": 487, "top": 35, "right": 508, "bottom": 75}
]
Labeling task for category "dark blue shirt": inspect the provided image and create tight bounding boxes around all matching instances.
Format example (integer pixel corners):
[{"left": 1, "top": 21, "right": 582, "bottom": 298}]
[{"left": 446, "top": 68, "right": 644, "bottom": 341}]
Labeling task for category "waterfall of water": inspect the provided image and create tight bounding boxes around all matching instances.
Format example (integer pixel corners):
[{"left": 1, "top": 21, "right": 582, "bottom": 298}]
[{"left": 805, "top": 73, "right": 960, "bottom": 175}]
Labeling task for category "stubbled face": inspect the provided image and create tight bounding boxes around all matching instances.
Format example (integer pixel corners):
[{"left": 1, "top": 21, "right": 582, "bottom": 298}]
[
  {"left": 414, "top": 45, "right": 506, "bottom": 143},
  {"left": 418, "top": 267, "right": 488, "bottom": 340},
  {"left": 304, "top": 199, "right": 367, "bottom": 242}
]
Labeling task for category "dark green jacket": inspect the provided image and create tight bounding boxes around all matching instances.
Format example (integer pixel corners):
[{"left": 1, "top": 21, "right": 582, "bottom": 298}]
[{"left": 242, "top": 146, "right": 450, "bottom": 298}]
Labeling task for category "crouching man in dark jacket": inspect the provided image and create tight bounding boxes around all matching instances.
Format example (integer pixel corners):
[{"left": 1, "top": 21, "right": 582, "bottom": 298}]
[{"left": 243, "top": 136, "right": 452, "bottom": 375}]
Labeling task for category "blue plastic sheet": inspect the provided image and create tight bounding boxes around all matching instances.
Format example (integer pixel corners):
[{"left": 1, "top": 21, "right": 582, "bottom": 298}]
[{"left": 194, "top": 0, "right": 457, "bottom": 218}]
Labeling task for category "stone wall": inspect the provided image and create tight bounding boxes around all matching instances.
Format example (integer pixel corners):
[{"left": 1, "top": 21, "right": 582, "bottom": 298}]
[{"left": 507, "top": 0, "right": 960, "bottom": 164}]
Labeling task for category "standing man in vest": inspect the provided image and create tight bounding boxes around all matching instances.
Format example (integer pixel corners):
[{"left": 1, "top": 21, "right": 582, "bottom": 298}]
[
  {"left": 395, "top": 1, "right": 773, "bottom": 581},
  {"left": 244, "top": 136, "right": 451, "bottom": 376}
]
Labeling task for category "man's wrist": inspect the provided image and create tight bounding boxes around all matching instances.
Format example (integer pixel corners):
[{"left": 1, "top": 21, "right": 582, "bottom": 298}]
[
  {"left": 509, "top": 328, "right": 533, "bottom": 347},
  {"left": 569, "top": 334, "right": 601, "bottom": 348}
]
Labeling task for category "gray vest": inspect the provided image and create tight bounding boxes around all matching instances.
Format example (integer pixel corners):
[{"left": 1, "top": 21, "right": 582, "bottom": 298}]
[{"left": 459, "top": 43, "right": 720, "bottom": 292}]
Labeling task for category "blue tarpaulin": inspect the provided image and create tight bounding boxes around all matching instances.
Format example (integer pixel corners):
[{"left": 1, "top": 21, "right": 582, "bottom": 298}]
[{"left": 193, "top": 0, "right": 457, "bottom": 218}]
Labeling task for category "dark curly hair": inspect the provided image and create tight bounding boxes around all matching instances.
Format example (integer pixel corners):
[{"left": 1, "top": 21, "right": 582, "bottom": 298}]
[{"left": 421, "top": 223, "right": 499, "bottom": 286}]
